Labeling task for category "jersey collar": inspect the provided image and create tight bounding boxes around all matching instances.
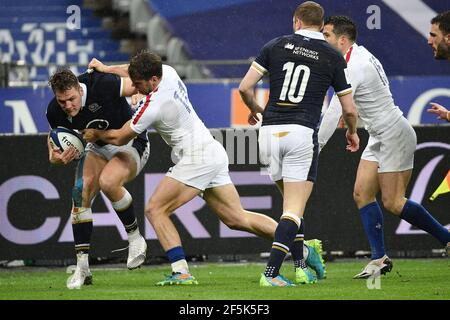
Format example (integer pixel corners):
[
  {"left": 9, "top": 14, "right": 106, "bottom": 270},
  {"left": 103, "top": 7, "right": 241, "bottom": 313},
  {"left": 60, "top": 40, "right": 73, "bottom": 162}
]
[
  {"left": 295, "top": 29, "right": 325, "bottom": 40},
  {"left": 80, "top": 82, "right": 87, "bottom": 108},
  {"left": 344, "top": 43, "right": 358, "bottom": 62}
]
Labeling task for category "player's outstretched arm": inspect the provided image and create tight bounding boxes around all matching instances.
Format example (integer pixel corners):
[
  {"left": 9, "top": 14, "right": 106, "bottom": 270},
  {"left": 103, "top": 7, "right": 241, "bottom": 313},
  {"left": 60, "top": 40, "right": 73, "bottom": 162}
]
[
  {"left": 427, "top": 102, "right": 450, "bottom": 122},
  {"left": 88, "top": 58, "right": 130, "bottom": 77},
  {"left": 82, "top": 120, "right": 138, "bottom": 146},
  {"left": 337, "top": 93, "right": 359, "bottom": 152},
  {"left": 239, "top": 67, "right": 265, "bottom": 125},
  {"left": 318, "top": 94, "right": 344, "bottom": 152},
  {"left": 88, "top": 58, "right": 137, "bottom": 97}
]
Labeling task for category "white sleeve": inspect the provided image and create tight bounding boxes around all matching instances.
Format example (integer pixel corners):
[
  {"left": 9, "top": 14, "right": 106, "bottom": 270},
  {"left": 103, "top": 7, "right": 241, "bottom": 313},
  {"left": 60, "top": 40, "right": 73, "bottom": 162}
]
[
  {"left": 318, "top": 93, "right": 343, "bottom": 152},
  {"left": 130, "top": 95, "right": 158, "bottom": 134},
  {"left": 318, "top": 61, "right": 363, "bottom": 151},
  {"left": 119, "top": 77, "right": 124, "bottom": 97}
]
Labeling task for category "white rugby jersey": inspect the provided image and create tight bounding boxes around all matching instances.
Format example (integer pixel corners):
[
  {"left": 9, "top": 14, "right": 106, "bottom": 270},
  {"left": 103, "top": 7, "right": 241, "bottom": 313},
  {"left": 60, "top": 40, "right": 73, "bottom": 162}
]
[
  {"left": 130, "top": 65, "right": 214, "bottom": 158},
  {"left": 319, "top": 43, "right": 403, "bottom": 147}
]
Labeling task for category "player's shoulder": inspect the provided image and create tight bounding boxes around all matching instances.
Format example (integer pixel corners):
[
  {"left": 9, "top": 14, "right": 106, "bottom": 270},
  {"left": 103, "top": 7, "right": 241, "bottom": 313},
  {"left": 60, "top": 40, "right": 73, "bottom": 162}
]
[
  {"left": 162, "top": 64, "right": 180, "bottom": 81},
  {"left": 161, "top": 64, "right": 184, "bottom": 90},
  {"left": 46, "top": 97, "right": 61, "bottom": 115},
  {"left": 79, "top": 70, "right": 122, "bottom": 99},
  {"left": 351, "top": 45, "right": 382, "bottom": 70},
  {"left": 78, "top": 70, "right": 119, "bottom": 88},
  {"left": 350, "top": 45, "right": 372, "bottom": 62},
  {"left": 261, "top": 34, "right": 292, "bottom": 50}
]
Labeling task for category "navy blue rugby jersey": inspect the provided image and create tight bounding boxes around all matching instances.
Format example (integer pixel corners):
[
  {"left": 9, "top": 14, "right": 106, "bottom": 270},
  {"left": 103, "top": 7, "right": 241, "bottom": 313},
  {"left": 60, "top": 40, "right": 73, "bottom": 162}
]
[
  {"left": 253, "top": 30, "right": 352, "bottom": 129},
  {"left": 46, "top": 70, "right": 148, "bottom": 152}
]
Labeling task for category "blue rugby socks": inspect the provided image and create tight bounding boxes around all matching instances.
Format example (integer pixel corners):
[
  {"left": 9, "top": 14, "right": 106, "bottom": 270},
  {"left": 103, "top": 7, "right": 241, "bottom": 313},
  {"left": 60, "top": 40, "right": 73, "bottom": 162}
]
[
  {"left": 400, "top": 200, "right": 450, "bottom": 245},
  {"left": 167, "top": 246, "right": 189, "bottom": 274},
  {"left": 72, "top": 207, "right": 93, "bottom": 255},
  {"left": 264, "top": 213, "right": 300, "bottom": 278},
  {"left": 359, "top": 201, "right": 386, "bottom": 260},
  {"left": 290, "top": 218, "right": 306, "bottom": 268}
]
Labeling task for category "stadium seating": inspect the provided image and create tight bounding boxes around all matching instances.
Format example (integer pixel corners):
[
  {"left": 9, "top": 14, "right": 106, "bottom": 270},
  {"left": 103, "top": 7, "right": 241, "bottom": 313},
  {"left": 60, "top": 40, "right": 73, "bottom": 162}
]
[
  {"left": 129, "top": 0, "right": 154, "bottom": 35},
  {"left": 146, "top": 0, "right": 450, "bottom": 77},
  {"left": 146, "top": 15, "right": 173, "bottom": 58},
  {"left": 0, "top": 0, "right": 130, "bottom": 82}
]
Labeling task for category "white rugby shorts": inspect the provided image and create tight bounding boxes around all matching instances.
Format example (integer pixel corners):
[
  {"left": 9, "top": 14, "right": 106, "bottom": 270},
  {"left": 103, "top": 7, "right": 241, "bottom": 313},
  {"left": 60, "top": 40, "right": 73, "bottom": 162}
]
[
  {"left": 166, "top": 139, "right": 232, "bottom": 191},
  {"left": 361, "top": 116, "right": 416, "bottom": 173},
  {"left": 258, "top": 124, "right": 318, "bottom": 182},
  {"left": 85, "top": 139, "right": 150, "bottom": 176}
]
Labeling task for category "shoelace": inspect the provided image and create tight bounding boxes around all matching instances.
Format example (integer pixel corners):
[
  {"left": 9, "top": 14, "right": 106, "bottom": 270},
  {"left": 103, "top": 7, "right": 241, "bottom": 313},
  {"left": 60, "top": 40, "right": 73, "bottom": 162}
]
[{"left": 111, "top": 246, "right": 129, "bottom": 253}]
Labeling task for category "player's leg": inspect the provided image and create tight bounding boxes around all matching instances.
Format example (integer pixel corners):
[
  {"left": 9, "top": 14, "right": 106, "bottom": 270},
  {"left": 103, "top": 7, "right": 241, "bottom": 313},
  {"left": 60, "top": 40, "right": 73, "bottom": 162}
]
[
  {"left": 378, "top": 170, "right": 410, "bottom": 216},
  {"left": 258, "top": 125, "right": 316, "bottom": 286},
  {"left": 67, "top": 151, "right": 105, "bottom": 289},
  {"left": 286, "top": 130, "right": 325, "bottom": 281},
  {"left": 379, "top": 170, "right": 450, "bottom": 250},
  {"left": 352, "top": 158, "right": 393, "bottom": 279},
  {"left": 280, "top": 181, "right": 317, "bottom": 285},
  {"left": 351, "top": 134, "right": 397, "bottom": 279},
  {"left": 379, "top": 117, "right": 450, "bottom": 253},
  {"left": 145, "top": 176, "right": 201, "bottom": 285},
  {"left": 150, "top": 140, "right": 234, "bottom": 285},
  {"left": 99, "top": 149, "right": 147, "bottom": 269},
  {"left": 273, "top": 180, "right": 325, "bottom": 279},
  {"left": 354, "top": 158, "right": 385, "bottom": 259},
  {"left": 260, "top": 180, "right": 314, "bottom": 286},
  {"left": 204, "top": 177, "right": 325, "bottom": 279},
  {"left": 203, "top": 183, "right": 277, "bottom": 240}
]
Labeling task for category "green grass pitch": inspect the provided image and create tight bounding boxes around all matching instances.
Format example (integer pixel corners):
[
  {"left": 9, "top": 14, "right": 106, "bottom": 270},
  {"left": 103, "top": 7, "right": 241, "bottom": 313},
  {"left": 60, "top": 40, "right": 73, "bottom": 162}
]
[{"left": 0, "top": 259, "right": 448, "bottom": 300}]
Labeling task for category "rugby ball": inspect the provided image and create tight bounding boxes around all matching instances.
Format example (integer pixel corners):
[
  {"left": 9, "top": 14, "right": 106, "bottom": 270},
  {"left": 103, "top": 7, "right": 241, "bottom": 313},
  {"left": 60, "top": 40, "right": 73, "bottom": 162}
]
[{"left": 49, "top": 127, "right": 85, "bottom": 160}]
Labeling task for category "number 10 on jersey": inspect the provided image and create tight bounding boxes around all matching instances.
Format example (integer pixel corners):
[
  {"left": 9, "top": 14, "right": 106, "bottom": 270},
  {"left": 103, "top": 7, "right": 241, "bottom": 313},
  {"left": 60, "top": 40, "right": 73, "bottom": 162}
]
[{"left": 279, "top": 62, "right": 310, "bottom": 104}]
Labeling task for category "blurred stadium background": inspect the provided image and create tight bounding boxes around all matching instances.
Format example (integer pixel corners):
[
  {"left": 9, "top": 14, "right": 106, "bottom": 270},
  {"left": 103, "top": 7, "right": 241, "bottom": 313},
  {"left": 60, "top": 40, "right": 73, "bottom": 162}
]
[{"left": 0, "top": 0, "right": 449, "bottom": 268}]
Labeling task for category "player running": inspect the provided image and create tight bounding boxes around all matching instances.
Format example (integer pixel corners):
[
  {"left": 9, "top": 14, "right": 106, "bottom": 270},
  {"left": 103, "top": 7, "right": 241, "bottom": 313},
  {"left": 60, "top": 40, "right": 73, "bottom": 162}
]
[
  {"left": 239, "top": 2, "right": 359, "bottom": 287},
  {"left": 83, "top": 50, "right": 327, "bottom": 285},
  {"left": 46, "top": 68, "right": 149, "bottom": 289},
  {"left": 319, "top": 16, "right": 450, "bottom": 279}
]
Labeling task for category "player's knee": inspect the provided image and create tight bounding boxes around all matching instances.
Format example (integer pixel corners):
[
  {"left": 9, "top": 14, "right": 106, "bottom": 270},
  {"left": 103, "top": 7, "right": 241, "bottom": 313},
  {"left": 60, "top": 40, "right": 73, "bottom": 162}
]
[
  {"left": 144, "top": 201, "right": 165, "bottom": 222},
  {"left": 223, "top": 218, "right": 242, "bottom": 230},
  {"left": 98, "top": 173, "right": 120, "bottom": 195},
  {"left": 353, "top": 189, "right": 366, "bottom": 207},
  {"left": 144, "top": 202, "right": 156, "bottom": 221},
  {"left": 221, "top": 213, "right": 248, "bottom": 231},
  {"left": 381, "top": 196, "right": 402, "bottom": 216}
]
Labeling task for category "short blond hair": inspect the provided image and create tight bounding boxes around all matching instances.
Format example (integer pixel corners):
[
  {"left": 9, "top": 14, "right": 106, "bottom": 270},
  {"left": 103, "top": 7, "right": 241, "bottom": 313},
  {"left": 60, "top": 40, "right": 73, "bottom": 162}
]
[{"left": 294, "top": 1, "right": 324, "bottom": 27}]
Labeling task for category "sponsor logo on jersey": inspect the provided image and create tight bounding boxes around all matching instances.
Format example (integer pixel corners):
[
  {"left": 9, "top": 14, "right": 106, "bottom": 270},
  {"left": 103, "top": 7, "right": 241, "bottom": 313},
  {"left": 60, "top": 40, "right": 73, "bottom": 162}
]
[
  {"left": 88, "top": 103, "right": 102, "bottom": 113},
  {"left": 86, "top": 119, "right": 109, "bottom": 130},
  {"left": 284, "top": 43, "right": 294, "bottom": 50},
  {"left": 293, "top": 47, "right": 319, "bottom": 60}
]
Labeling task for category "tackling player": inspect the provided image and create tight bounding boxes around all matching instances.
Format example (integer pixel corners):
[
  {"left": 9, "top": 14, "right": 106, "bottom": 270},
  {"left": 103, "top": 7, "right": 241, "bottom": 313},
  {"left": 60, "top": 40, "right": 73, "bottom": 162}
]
[
  {"left": 84, "top": 51, "right": 322, "bottom": 286},
  {"left": 319, "top": 16, "right": 450, "bottom": 279},
  {"left": 239, "top": 2, "right": 359, "bottom": 287},
  {"left": 46, "top": 68, "right": 149, "bottom": 289}
]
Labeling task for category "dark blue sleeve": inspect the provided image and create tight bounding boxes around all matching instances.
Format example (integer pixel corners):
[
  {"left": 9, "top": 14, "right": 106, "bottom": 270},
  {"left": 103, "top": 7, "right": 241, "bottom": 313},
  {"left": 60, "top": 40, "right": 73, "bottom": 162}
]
[
  {"left": 254, "top": 37, "right": 280, "bottom": 71},
  {"left": 331, "top": 54, "right": 352, "bottom": 95}
]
